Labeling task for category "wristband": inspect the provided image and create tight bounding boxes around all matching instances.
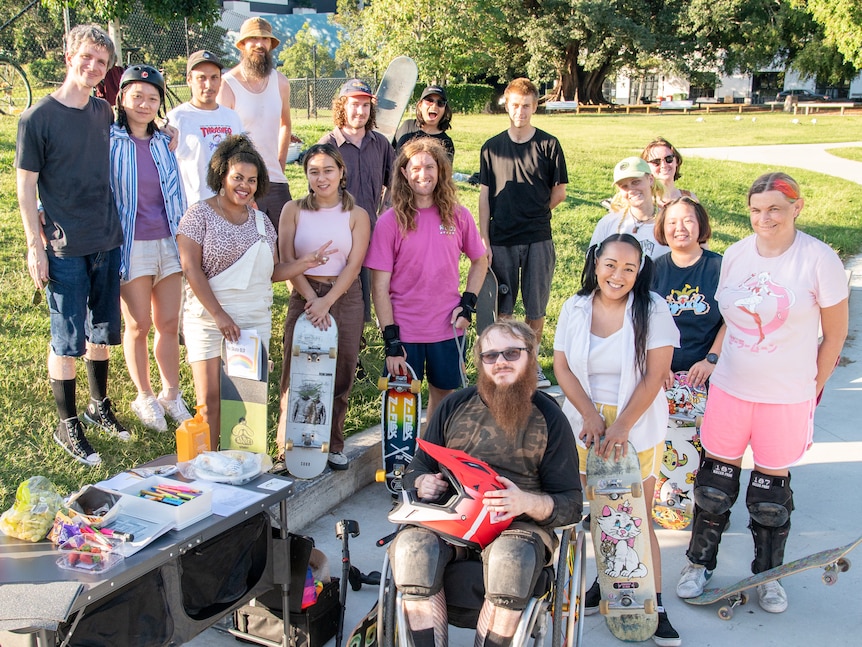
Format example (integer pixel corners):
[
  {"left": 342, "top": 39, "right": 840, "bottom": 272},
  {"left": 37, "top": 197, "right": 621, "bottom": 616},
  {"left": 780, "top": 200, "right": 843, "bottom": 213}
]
[{"left": 458, "top": 292, "right": 477, "bottom": 323}]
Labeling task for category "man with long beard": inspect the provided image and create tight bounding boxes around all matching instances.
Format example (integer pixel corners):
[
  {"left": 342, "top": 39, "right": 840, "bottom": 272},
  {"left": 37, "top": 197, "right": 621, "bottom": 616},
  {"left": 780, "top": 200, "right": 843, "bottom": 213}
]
[
  {"left": 388, "top": 320, "right": 582, "bottom": 647},
  {"left": 217, "top": 17, "right": 292, "bottom": 230}
]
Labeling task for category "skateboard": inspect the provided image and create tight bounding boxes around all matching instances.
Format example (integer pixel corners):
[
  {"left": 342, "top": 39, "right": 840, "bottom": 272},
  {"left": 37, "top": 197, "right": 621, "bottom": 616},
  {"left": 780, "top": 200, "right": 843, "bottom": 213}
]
[
  {"left": 585, "top": 442, "right": 658, "bottom": 642},
  {"left": 220, "top": 334, "right": 268, "bottom": 453},
  {"left": 652, "top": 371, "right": 706, "bottom": 530},
  {"left": 346, "top": 601, "right": 379, "bottom": 647},
  {"left": 375, "top": 363, "right": 422, "bottom": 494},
  {"left": 374, "top": 56, "right": 419, "bottom": 143},
  {"left": 475, "top": 267, "right": 498, "bottom": 335},
  {"left": 282, "top": 313, "right": 338, "bottom": 479},
  {"left": 685, "top": 534, "right": 862, "bottom": 620}
]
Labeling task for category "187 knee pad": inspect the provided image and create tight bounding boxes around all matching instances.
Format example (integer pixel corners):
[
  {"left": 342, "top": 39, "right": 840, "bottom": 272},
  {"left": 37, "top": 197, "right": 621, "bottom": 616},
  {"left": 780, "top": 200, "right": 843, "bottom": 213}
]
[
  {"left": 390, "top": 527, "right": 453, "bottom": 597},
  {"left": 694, "top": 459, "right": 741, "bottom": 515},
  {"left": 483, "top": 529, "right": 544, "bottom": 610},
  {"left": 746, "top": 471, "right": 793, "bottom": 528}
]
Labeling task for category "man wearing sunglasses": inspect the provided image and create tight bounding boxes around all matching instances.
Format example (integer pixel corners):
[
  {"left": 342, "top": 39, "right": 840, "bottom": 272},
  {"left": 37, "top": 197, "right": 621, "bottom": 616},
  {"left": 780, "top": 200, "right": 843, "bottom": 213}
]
[
  {"left": 479, "top": 78, "right": 568, "bottom": 389},
  {"left": 390, "top": 319, "right": 581, "bottom": 647},
  {"left": 394, "top": 85, "right": 455, "bottom": 162}
]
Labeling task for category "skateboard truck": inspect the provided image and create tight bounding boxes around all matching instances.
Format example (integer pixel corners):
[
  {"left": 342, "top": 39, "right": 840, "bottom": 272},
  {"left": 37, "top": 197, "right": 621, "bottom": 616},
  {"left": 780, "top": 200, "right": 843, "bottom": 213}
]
[{"left": 284, "top": 432, "right": 329, "bottom": 453}]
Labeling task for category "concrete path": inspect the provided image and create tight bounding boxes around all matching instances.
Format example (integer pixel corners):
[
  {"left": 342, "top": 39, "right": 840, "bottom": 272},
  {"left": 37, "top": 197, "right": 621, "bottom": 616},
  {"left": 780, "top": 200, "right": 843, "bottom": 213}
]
[{"left": 680, "top": 142, "right": 862, "bottom": 185}]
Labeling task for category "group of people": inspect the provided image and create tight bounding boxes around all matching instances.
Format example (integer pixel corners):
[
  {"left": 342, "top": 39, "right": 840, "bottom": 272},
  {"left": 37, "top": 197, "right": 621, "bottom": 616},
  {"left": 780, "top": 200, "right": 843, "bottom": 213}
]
[{"left": 16, "top": 18, "right": 849, "bottom": 647}]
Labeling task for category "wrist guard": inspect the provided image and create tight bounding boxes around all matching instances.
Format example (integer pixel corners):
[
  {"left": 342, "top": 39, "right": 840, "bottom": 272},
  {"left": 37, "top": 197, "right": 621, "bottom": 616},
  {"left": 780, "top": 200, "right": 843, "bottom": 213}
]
[
  {"left": 383, "top": 324, "right": 404, "bottom": 357},
  {"left": 458, "top": 292, "right": 478, "bottom": 323}
]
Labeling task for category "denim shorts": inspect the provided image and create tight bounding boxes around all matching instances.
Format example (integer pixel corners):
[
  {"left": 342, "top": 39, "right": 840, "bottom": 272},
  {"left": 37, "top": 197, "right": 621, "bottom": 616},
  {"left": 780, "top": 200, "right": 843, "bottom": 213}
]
[
  {"left": 47, "top": 248, "right": 122, "bottom": 357},
  {"left": 491, "top": 239, "right": 556, "bottom": 319},
  {"left": 402, "top": 337, "right": 465, "bottom": 391},
  {"left": 123, "top": 237, "right": 182, "bottom": 284}
]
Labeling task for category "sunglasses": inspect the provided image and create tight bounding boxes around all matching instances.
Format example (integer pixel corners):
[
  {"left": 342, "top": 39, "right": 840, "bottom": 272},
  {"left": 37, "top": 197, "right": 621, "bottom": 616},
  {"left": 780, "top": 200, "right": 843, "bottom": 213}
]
[
  {"left": 479, "top": 347, "right": 528, "bottom": 364},
  {"left": 422, "top": 97, "right": 447, "bottom": 108},
  {"left": 648, "top": 154, "right": 676, "bottom": 166}
]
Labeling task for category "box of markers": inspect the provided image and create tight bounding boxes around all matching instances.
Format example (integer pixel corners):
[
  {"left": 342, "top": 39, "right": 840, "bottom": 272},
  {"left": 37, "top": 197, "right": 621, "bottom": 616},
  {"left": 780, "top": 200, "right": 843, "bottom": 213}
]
[{"left": 114, "top": 476, "right": 213, "bottom": 530}]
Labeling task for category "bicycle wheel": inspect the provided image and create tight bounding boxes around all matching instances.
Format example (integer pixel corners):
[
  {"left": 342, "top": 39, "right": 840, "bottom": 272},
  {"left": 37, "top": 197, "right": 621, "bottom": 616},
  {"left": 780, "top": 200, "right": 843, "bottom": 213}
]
[{"left": 0, "top": 57, "right": 33, "bottom": 116}]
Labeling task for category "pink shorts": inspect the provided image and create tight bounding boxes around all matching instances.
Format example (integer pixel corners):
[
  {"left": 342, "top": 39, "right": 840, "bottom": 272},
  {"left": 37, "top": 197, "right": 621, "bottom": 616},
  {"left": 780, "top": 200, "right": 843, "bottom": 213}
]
[{"left": 700, "top": 385, "right": 815, "bottom": 470}]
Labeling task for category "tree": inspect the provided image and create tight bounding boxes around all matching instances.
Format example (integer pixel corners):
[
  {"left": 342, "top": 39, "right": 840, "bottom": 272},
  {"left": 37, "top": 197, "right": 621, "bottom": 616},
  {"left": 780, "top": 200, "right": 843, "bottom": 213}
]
[
  {"left": 279, "top": 22, "right": 339, "bottom": 78},
  {"left": 806, "top": 0, "right": 862, "bottom": 69},
  {"left": 43, "top": 0, "right": 220, "bottom": 27}
]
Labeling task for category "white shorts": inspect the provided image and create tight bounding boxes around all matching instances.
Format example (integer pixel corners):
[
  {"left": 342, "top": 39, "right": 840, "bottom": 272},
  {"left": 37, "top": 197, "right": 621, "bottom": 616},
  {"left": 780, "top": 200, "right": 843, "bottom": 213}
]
[{"left": 123, "top": 238, "right": 182, "bottom": 284}]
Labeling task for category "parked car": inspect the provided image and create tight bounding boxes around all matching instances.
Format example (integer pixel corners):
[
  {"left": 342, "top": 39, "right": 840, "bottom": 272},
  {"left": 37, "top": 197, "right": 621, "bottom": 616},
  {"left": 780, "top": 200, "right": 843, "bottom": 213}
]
[{"left": 776, "top": 89, "right": 829, "bottom": 102}]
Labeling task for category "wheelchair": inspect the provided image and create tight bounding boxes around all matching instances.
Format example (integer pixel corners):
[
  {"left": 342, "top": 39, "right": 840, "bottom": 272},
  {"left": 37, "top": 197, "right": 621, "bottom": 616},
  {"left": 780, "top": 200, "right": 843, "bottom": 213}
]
[{"left": 376, "top": 525, "right": 587, "bottom": 647}]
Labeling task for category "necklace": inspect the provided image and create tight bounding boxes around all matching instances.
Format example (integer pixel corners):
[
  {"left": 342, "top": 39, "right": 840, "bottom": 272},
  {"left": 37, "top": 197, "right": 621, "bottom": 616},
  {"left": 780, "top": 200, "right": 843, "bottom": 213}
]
[
  {"left": 240, "top": 68, "right": 267, "bottom": 93},
  {"left": 631, "top": 211, "right": 655, "bottom": 234},
  {"left": 216, "top": 196, "right": 247, "bottom": 224}
]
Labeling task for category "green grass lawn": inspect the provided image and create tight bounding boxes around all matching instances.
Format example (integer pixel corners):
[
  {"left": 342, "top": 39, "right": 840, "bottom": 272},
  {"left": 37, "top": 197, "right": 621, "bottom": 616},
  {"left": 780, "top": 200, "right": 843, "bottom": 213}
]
[
  {"left": 827, "top": 146, "right": 862, "bottom": 163},
  {"left": 1, "top": 110, "right": 861, "bottom": 510}
]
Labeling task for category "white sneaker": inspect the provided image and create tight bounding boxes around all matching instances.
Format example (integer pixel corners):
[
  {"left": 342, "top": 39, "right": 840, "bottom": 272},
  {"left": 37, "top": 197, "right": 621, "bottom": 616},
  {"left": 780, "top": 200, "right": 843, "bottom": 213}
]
[
  {"left": 757, "top": 580, "right": 788, "bottom": 613},
  {"left": 131, "top": 393, "right": 167, "bottom": 432},
  {"left": 158, "top": 390, "right": 193, "bottom": 423},
  {"left": 327, "top": 451, "right": 349, "bottom": 470},
  {"left": 536, "top": 367, "right": 551, "bottom": 388},
  {"left": 677, "top": 562, "right": 712, "bottom": 598}
]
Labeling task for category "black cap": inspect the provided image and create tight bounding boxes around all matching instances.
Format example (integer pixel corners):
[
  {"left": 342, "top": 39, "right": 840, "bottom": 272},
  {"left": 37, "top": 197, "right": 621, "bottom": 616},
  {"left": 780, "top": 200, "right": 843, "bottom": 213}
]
[{"left": 420, "top": 85, "right": 447, "bottom": 102}]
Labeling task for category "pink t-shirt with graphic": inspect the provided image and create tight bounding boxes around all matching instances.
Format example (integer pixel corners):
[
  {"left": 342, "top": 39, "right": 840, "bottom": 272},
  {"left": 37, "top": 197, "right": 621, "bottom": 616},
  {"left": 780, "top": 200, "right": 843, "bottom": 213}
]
[{"left": 711, "top": 231, "right": 847, "bottom": 404}]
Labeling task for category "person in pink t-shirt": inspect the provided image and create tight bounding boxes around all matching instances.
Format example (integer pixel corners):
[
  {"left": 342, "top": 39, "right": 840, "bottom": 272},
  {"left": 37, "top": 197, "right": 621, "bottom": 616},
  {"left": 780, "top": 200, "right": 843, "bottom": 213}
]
[
  {"left": 677, "top": 172, "right": 849, "bottom": 614},
  {"left": 365, "top": 138, "right": 487, "bottom": 419}
]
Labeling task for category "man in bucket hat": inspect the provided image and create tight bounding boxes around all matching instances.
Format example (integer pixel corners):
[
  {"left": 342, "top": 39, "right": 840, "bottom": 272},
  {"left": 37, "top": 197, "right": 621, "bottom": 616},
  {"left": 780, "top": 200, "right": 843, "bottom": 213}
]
[{"left": 217, "top": 17, "right": 293, "bottom": 233}]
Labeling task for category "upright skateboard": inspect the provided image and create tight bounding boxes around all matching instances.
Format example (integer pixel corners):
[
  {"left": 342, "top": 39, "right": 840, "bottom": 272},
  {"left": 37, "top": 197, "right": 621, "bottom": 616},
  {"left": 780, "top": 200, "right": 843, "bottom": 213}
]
[
  {"left": 283, "top": 314, "right": 338, "bottom": 479},
  {"left": 375, "top": 364, "right": 422, "bottom": 494},
  {"left": 653, "top": 371, "right": 706, "bottom": 530},
  {"left": 475, "top": 267, "right": 499, "bottom": 335},
  {"left": 374, "top": 56, "right": 419, "bottom": 143},
  {"left": 685, "top": 534, "right": 862, "bottom": 620},
  {"left": 586, "top": 442, "right": 658, "bottom": 642},
  {"left": 220, "top": 335, "right": 268, "bottom": 453}
]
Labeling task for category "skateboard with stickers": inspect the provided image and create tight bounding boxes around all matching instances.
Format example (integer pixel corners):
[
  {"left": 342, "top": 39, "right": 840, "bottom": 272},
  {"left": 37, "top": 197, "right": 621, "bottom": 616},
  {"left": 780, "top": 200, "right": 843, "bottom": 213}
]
[
  {"left": 652, "top": 371, "right": 707, "bottom": 530},
  {"left": 586, "top": 442, "right": 658, "bottom": 642},
  {"left": 375, "top": 363, "right": 422, "bottom": 495},
  {"left": 374, "top": 56, "right": 419, "bottom": 143}
]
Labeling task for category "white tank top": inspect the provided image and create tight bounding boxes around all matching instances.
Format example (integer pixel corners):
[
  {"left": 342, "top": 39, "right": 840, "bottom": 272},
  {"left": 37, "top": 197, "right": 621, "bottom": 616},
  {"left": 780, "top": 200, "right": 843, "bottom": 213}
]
[{"left": 223, "top": 68, "right": 288, "bottom": 184}]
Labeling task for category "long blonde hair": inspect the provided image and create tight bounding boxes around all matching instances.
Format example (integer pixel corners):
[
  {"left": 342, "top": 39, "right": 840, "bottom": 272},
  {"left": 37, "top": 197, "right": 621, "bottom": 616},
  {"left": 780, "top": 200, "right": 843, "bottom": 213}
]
[{"left": 390, "top": 138, "right": 459, "bottom": 234}]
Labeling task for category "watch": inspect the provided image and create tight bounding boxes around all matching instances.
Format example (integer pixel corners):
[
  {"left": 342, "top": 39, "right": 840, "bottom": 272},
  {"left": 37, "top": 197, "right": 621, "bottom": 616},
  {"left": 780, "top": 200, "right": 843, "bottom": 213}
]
[{"left": 706, "top": 353, "right": 719, "bottom": 365}]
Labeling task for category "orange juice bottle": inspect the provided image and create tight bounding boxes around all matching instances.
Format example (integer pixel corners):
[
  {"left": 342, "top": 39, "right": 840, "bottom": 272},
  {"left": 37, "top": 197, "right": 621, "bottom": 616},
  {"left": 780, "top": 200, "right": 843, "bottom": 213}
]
[{"left": 176, "top": 406, "right": 210, "bottom": 462}]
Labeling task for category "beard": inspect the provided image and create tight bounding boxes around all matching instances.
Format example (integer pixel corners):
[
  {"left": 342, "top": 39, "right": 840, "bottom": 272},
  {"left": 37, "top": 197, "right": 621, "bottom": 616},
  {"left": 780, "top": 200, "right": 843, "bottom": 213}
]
[
  {"left": 241, "top": 49, "right": 273, "bottom": 79},
  {"left": 477, "top": 363, "right": 538, "bottom": 440}
]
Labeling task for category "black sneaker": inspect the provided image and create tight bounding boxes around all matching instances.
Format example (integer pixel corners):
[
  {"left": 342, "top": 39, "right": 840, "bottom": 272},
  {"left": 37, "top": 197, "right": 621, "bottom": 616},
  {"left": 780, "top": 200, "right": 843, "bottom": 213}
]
[
  {"left": 83, "top": 397, "right": 131, "bottom": 441},
  {"left": 584, "top": 579, "right": 601, "bottom": 616},
  {"left": 653, "top": 610, "right": 681, "bottom": 647},
  {"left": 54, "top": 417, "right": 101, "bottom": 466}
]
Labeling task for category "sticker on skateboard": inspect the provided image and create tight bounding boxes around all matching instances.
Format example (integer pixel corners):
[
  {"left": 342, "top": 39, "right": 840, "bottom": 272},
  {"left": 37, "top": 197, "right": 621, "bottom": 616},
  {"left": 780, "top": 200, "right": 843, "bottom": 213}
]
[
  {"left": 374, "top": 56, "right": 418, "bottom": 143},
  {"left": 586, "top": 442, "right": 658, "bottom": 642},
  {"left": 282, "top": 314, "right": 338, "bottom": 479},
  {"left": 375, "top": 363, "right": 422, "bottom": 494}
]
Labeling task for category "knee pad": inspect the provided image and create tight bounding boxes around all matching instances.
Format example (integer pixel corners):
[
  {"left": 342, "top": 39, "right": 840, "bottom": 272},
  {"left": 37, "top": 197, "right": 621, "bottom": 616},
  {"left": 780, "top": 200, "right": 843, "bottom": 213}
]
[
  {"left": 746, "top": 471, "right": 794, "bottom": 527},
  {"left": 389, "top": 527, "right": 452, "bottom": 597},
  {"left": 694, "top": 459, "right": 741, "bottom": 515},
  {"left": 483, "top": 529, "right": 543, "bottom": 610}
]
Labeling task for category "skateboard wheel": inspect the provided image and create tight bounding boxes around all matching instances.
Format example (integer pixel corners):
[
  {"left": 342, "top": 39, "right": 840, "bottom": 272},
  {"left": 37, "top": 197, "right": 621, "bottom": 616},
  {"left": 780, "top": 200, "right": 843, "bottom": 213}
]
[
  {"left": 292, "top": 344, "right": 300, "bottom": 357},
  {"left": 410, "top": 380, "right": 421, "bottom": 394},
  {"left": 585, "top": 485, "right": 596, "bottom": 501},
  {"left": 377, "top": 376, "right": 389, "bottom": 391},
  {"left": 284, "top": 439, "right": 294, "bottom": 451},
  {"left": 321, "top": 441, "right": 330, "bottom": 453},
  {"left": 837, "top": 557, "right": 851, "bottom": 572},
  {"left": 718, "top": 606, "right": 733, "bottom": 621},
  {"left": 739, "top": 592, "right": 749, "bottom": 606},
  {"left": 329, "top": 347, "right": 337, "bottom": 359},
  {"left": 644, "top": 599, "right": 656, "bottom": 615},
  {"left": 598, "top": 599, "right": 609, "bottom": 616},
  {"left": 375, "top": 469, "right": 385, "bottom": 483},
  {"left": 823, "top": 571, "right": 838, "bottom": 586},
  {"left": 630, "top": 482, "right": 642, "bottom": 498}
]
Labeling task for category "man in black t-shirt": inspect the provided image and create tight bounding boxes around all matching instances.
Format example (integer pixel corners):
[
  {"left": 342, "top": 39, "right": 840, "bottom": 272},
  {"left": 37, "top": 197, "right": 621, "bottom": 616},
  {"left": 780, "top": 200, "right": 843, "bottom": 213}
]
[
  {"left": 16, "top": 24, "right": 129, "bottom": 466},
  {"left": 478, "top": 78, "right": 568, "bottom": 388}
]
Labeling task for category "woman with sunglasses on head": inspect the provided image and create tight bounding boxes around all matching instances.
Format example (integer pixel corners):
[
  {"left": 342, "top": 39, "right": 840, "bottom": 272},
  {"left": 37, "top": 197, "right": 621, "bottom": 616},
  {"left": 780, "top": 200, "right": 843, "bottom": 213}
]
[
  {"left": 641, "top": 138, "right": 698, "bottom": 206},
  {"left": 591, "top": 157, "right": 669, "bottom": 259},
  {"left": 394, "top": 85, "right": 455, "bottom": 162},
  {"left": 676, "top": 173, "right": 848, "bottom": 614},
  {"left": 554, "top": 233, "right": 681, "bottom": 646}
]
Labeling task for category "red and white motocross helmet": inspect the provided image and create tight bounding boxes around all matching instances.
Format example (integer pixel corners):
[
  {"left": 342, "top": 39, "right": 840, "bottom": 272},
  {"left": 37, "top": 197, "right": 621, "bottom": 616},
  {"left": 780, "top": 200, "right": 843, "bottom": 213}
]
[{"left": 388, "top": 439, "right": 511, "bottom": 549}]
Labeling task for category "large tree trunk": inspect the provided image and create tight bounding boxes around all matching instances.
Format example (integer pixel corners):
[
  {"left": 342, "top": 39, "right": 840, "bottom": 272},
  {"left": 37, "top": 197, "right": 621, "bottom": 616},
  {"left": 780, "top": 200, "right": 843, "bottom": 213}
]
[{"left": 550, "top": 42, "right": 611, "bottom": 104}]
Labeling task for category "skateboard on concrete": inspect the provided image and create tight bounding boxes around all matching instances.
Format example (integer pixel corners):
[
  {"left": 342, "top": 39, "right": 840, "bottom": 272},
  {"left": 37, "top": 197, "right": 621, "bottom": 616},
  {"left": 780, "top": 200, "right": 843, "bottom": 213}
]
[
  {"left": 346, "top": 600, "right": 379, "bottom": 647},
  {"left": 374, "top": 56, "right": 418, "bottom": 144},
  {"left": 652, "top": 371, "right": 706, "bottom": 530},
  {"left": 220, "top": 334, "right": 268, "bottom": 453},
  {"left": 282, "top": 313, "right": 338, "bottom": 479},
  {"left": 585, "top": 442, "right": 658, "bottom": 642},
  {"left": 375, "top": 363, "right": 422, "bottom": 495},
  {"left": 475, "top": 267, "right": 498, "bottom": 335},
  {"left": 685, "top": 534, "right": 862, "bottom": 620}
]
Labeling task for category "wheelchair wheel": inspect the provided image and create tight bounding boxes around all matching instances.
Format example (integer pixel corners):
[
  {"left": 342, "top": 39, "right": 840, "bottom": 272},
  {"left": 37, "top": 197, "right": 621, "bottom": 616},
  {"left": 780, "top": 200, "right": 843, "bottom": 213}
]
[
  {"left": 552, "top": 527, "right": 586, "bottom": 647},
  {"left": 378, "top": 552, "right": 399, "bottom": 647}
]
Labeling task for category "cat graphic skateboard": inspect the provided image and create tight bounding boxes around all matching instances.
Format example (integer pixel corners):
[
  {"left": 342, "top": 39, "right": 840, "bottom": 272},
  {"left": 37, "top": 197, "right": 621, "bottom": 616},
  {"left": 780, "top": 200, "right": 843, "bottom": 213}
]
[
  {"left": 653, "top": 371, "right": 706, "bottom": 530},
  {"left": 374, "top": 56, "right": 418, "bottom": 143},
  {"left": 475, "top": 267, "right": 498, "bottom": 335},
  {"left": 282, "top": 314, "right": 338, "bottom": 479},
  {"left": 375, "top": 363, "right": 422, "bottom": 494},
  {"left": 586, "top": 442, "right": 658, "bottom": 642},
  {"left": 220, "top": 333, "right": 268, "bottom": 453},
  {"left": 685, "top": 534, "right": 862, "bottom": 620}
]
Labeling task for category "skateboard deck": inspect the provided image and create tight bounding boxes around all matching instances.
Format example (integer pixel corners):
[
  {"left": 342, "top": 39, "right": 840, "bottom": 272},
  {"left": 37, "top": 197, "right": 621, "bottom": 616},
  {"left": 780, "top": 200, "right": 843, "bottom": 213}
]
[
  {"left": 220, "top": 335, "right": 268, "bottom": 453},
  {"left": 586, "top": 442, "right": 658, "bottom": 642},
  {"left": 375, "top": 364, "right": 422, "bottom": 494},
  {"left": 475, "top": 267, "right": 498, "bottom": 335},
  {"left": 653, "top": 371, "right": 706, "bottom": 530},
  {"left": 685, "top": 534, "right": 862, "bottom": 620},
  {"left": 374, "top": 56, "right": 418, "bottom": 143},
  {"left": 346, "top": 600, "right": 379, "bottom": 647},
  {"left": 283, "top": 314, "right": 338, "bottom": 479}
]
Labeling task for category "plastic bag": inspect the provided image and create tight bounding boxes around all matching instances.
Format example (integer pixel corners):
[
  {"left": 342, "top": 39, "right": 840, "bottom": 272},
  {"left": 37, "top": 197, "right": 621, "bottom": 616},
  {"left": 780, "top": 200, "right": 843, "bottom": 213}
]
[
  {"left": 0, "top": 476, "right": 64, "bottom": 542},
  {"left": 178, "top": 450, "right": 271, "bottom": 485}
]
